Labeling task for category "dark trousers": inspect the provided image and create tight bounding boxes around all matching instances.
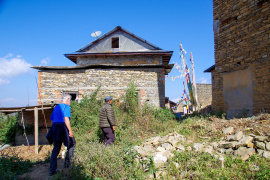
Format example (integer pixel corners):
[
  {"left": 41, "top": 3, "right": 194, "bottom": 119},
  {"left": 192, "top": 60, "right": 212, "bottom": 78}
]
[
  {"left": 102, "top": 127, "right": 115, "bottom": 145},
  {"left": 50, "top": 137, "right": 76, "bottom": 173}
]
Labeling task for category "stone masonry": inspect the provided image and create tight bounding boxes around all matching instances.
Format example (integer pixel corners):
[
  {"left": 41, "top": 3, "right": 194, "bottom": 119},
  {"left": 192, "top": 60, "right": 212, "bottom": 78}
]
[
  {"left": 196, "top": 83, "right": 212, "bottom": 108},
  {"left": 212, "top": 0, "right": 270, "bottom": 116},
  {"left": 37, "top": 66, "right": 166, "bottom": 107}
]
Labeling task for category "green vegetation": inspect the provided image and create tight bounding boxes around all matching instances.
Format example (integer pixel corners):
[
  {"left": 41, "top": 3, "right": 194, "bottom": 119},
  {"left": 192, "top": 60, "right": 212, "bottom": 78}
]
[
  {"left": 0, "top": 154, "right": 32, "bottom": 180},
  {"left": 0, "top": 113, "right": 18, "bottom": 144},
  {"left": 0, "top": 81, "right": 269, "bottom": 179}
]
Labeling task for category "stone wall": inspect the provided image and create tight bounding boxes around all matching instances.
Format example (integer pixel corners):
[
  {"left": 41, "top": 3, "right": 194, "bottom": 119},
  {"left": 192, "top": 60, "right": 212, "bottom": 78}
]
[
  {"left": 38, "top": 67, "right": 166, "bottom": 107},
  {"left": 196, "top": 84, "right": 212, "bottom": 108},
  {"left": 213, "top": 0, "right": 270, "bottom": 116}
]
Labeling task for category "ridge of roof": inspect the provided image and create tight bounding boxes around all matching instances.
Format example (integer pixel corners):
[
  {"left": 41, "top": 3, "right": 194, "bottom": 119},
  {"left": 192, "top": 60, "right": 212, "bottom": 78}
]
[{"left": 77, "top": 26, "right": 162, "bottom": 52}]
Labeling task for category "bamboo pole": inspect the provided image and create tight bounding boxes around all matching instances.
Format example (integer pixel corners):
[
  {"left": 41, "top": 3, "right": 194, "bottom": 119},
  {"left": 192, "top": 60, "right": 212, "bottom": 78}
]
[{"left": 34, "top": 107, "right": 39, "bottom": 154}]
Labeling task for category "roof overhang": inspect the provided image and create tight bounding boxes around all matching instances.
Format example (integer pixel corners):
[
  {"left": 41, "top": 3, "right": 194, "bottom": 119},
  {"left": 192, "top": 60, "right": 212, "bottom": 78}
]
[
  {"left": 32, "top": 64, "right": 174, "bottom": 75},
  {"left": 64, "top": 51, "right": 173, "bottom": 65},
  {"left": 204, "top": 65, "right": 215, "bottom": 73},
  {"left": 0, "top": 104, "right": 55, "bottom": 114}
]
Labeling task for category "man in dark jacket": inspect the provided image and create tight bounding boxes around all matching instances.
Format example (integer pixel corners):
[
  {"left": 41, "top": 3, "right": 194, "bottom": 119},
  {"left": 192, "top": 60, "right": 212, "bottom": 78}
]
[{"left": 99, "top": 96, "right": 116, "bottom": 145}]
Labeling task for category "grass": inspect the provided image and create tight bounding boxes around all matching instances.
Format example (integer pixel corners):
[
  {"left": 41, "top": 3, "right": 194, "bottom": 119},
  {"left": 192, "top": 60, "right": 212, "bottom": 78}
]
[
  {"left": 0, "top": 82, "right": 269, "bottom": 179},
  {"left": 0, "top": 153, "right": 32, "bottom": 179}
]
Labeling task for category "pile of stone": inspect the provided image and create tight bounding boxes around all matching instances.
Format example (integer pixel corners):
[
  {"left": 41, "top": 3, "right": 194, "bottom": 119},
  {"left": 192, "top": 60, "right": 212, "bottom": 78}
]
[
  {"left": 217, "top": 126, "right": 270, "bottom": 160},
  {"left": 133, "top": 132, "right": 188, "bottom": 169},
  {"left": 133, "top": 127, "right": 270, "bottom": 178}
]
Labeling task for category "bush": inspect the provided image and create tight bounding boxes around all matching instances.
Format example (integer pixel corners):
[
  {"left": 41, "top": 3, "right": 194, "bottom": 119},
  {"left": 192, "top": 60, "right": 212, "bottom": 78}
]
[{"left": 0, "top": 114, "right": 18, "bottom": 144}]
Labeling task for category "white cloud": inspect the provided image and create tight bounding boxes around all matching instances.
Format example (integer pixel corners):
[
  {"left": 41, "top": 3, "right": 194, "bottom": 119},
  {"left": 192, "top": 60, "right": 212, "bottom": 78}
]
[
  {"left": 199, "top": 77, "right": 208, "bottom": 84},
  {"left": 0, "top": 79, "right": 10, "bottom": 85},
  {"left": 0, "top": 54, "right": 32, "bottom": 85},
  {"left": 41, "top": 57, "right": 50, "bottom": 65}
]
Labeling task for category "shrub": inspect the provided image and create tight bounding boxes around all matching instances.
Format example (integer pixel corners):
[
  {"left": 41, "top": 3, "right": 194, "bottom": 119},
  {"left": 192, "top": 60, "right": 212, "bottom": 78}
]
[{"left": 0, "top": 114, "right": 18, "bottom": 144}]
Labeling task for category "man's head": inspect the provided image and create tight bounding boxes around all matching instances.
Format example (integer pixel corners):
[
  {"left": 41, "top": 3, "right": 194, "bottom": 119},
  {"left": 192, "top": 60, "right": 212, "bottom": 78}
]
[
  {"left": 62, "top": 93, "right": 72, "bottom": 105},
  {"left": 105, "top": 96, "right": 113, "bottom": 104}
]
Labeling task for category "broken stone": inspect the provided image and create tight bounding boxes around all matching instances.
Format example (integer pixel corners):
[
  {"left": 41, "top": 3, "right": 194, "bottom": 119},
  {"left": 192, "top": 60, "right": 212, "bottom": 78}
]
[
  {"left": 263, "top": 151, "right": 270, "bottom": 159},
  {"left": 203, "top": 145, "right": 213, "bottom": 155},
  {"left": 156, "top": 146, "right": 166, "bottom": 152},
  {"left": 255, "top": 141, "right": 266, "bottom": 150},
  {"left": 225, "top": 148, "right": 234, "bottom": 155},
  {"left": 227, "top": 131, "right": 243, "bottom": 141},
  {"left": 257, "top": 149, "right": 264, "bottom": 156},
  {"left": 214, "top": 155, "right": 224, "bottom": 168},
  {"left": 153, "top": 153, "right": 167, "bottom": 168},
  {"left": 218, "top": 148, "right": 226, "bottom": 154},
  {"left": 235, "top": 136, "right": 253, "bottom": 148},
  {"left": 254, "top": 130, "right": 263, "bottom": 136},
  {"left": 175, "top": 144, "right": 185, "bottom": 151},
  {"left": 223, "top": 127, "right": 234, "bottom": 135},
  {"left": 162, "top": 143, "right": 173, "bottom": 151},
  {"left": 193, "top": 143, "right": 205, "bottom": 151},
  {"left": 151, "top": 136, "right": 161, "bottom": 146},
  {"left": 254, "top": 136, "right": 268, "bottom": 142},
  {"left": 235, "top": 147, "right": 248, "bottom": 156},
  {"left": 218, "top": 141, "right": 237, "bottom": 149},
  {"left": 241, "top": 154, "right": 250, "bottom": 161},
  {"left": 161, "top": 150, "right": 174, "bottom": 158},
  {"left": 210, "top": 142, "right": 219, "bottom": 150},
  {"left": 266, "top": 142, "right": 270, "bottom": 151},
  {"left": 247, "top": 142, "right": 254, "bottom": 148}
]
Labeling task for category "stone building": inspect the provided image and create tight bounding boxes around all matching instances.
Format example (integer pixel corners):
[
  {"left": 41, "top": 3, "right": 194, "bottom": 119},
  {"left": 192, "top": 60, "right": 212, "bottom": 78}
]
[
  {"left": 206, "top": 0, "right": 270, "bottom": 118},
  {"left": 32, "top": 26, "right": 173, "bottom": 107},
  {"left": 196, "top": 83, "right": 212, "bottom": 108}
]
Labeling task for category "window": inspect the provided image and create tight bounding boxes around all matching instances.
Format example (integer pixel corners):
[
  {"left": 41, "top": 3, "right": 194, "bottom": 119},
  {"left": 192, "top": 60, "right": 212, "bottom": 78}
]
[
  {"left": 111, "top": 37, "right": 119, "bottom": 48},
  {"left": 62, "top": 91, "right": 78, "bottom": 102}
]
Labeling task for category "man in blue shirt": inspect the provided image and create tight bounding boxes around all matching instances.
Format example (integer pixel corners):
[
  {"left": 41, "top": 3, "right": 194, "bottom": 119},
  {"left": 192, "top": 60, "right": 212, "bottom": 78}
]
[{"left": 47, "top": 93, "right": 75, "bottom": 176}]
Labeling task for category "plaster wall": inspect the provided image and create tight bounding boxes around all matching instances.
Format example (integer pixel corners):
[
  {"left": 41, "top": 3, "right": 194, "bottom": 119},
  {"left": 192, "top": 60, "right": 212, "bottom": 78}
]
[{"left": 223, "top": 68, "right": 253, "bottom": 118}]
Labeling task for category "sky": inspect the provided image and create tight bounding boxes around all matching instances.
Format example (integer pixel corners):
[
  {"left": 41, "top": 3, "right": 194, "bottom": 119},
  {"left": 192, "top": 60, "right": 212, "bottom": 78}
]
[{"left": 0, "top": 0, "right": 214, "bottom": 107}]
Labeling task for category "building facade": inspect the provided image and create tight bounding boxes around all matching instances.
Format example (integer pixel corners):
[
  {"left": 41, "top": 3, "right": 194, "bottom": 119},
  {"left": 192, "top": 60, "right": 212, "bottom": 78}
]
[
  {"left": 33, "top": 26, "right": 173, "bottom": 107},
  {"left": 211, "top": 0, "right": 270, "bottom": 118}
]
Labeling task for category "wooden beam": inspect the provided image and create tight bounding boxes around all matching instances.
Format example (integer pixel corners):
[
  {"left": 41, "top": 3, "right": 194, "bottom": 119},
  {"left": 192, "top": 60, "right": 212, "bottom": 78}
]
[{"left": 34, "top": 107, "right": 39, "bottom": 154}]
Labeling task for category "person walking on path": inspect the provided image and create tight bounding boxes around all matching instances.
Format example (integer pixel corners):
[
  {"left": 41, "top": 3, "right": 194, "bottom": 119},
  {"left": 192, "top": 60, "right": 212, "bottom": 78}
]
[
  {"left": 99, "top": 96, "right": 116, "bottom": 145},
  {"left": 46, "top": 93, "right": 76, "bottom": 176}
]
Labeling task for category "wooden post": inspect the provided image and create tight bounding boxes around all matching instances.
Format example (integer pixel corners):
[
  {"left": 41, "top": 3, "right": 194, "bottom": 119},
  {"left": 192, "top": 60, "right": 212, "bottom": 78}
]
[{"left": 34, "top": 107, "right": 39, "bottom": 154}]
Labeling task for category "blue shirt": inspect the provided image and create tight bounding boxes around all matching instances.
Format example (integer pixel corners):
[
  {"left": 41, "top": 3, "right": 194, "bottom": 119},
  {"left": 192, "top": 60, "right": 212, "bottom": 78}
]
[{"left": 50, "top": 103, "right": 71, "bottom": 123}]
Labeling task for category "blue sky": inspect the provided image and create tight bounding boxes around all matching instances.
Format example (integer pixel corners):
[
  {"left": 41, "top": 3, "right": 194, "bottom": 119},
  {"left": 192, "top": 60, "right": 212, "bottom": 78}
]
[{"left": 0, "top": 0, "right": 214, "bottom": 107}]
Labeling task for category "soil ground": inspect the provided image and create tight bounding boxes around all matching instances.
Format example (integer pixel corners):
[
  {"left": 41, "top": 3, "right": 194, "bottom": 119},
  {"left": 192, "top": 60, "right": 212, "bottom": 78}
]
[{"left": 1, "top": 113, "right": 270, "bottom": 179}]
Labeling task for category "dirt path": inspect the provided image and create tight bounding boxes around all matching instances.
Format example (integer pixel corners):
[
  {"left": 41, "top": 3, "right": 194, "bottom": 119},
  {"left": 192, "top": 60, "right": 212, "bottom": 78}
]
[
  {"left": 19, "top": 159, "right": 65, "bottom": 180},
  {"left": 1, "top": 144, "right": 67, "bottom": 179}
]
